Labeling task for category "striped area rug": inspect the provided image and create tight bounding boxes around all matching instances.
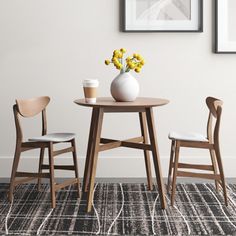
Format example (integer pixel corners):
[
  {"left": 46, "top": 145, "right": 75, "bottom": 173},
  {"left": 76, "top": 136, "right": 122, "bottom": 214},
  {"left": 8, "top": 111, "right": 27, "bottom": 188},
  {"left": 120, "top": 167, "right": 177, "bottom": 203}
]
[{"left": 0, "top": 183, "right": 236, "bottom": 235}]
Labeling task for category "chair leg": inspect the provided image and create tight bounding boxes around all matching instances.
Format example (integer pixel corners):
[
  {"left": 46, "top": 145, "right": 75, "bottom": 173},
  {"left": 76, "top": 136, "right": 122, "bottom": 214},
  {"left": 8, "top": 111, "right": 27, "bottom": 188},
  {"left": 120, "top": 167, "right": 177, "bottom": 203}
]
[
  {"left": 71, "top": 138, "right": 80, "bottom": 198},
  {"left": 214, "top": 145, "right": 228, "bottom": 206},
  {"left": 209, "top": 149, "right": 219, "bottom": 192},
  {"left": 37, "top": 148, "right": 45, "bottom": 191},
  {"left": 48, "top": 142, "right": 56, "bottom": 208},
  {"left": 167, "top": 140, "right": 175, "bottom": 194},
  {"left": 171, "top": 142, "right": 180, "bottom": 206},
  {"left": 9, "top": 145, "right": 21, "bottom": 202}
]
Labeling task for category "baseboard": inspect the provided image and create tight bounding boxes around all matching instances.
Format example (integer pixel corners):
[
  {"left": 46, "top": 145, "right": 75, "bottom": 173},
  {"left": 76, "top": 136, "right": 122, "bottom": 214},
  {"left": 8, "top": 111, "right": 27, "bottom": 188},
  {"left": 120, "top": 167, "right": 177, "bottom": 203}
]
[
  {"left": 1, "top": 177, "right": 236, "bottom": 184},
  {"left": 1, "top": 155, "right": 235, "bottom": 178}
]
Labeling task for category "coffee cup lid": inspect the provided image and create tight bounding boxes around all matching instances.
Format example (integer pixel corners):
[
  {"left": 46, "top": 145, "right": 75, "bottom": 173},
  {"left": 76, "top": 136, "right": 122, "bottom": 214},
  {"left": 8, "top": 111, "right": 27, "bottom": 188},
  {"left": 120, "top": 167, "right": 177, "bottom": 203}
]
[{"left": 83, "top": 79, "right": 99, "bottom": 87}]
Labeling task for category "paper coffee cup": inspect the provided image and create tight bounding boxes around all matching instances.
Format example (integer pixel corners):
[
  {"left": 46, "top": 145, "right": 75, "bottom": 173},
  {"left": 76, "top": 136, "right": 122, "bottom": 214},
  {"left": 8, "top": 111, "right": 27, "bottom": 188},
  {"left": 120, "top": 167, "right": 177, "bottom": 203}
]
[{"left": 83, "top": 79, "right": 99, "bottom": 104}]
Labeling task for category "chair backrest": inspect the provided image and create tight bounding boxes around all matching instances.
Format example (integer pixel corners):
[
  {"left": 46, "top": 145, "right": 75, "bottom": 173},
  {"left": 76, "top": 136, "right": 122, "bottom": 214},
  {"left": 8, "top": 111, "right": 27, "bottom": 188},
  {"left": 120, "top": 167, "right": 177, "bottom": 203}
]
[
  {"left": 13, "top": 96, "right": 50, "bottom": 142},
  {"left": 16, "top": 96, "right": 50, "bottom": 117},
  {"left": 206, "top": 97, "right": 223, "bottom": 144}
]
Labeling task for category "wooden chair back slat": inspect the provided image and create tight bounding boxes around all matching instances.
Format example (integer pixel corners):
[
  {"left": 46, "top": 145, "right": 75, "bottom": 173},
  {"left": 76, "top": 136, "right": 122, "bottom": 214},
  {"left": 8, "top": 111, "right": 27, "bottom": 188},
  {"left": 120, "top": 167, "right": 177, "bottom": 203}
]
[
  {"left": 13, "top": 104, "right": 23, "bottom": 142},
  {"left": 16, "top": 96, "right": 50, "bottom": 117},
  {"left": 214, "top": 105, "right": 222, "bottom": 145},
  {"left": 14, "top": 96, "right": 50, "bottom": 141},
  {"left": 206, "top": 97, "right": 223, "bottom": 118},
  {"left": 206, "top": 96, "right": 223, "bottom": 144}
]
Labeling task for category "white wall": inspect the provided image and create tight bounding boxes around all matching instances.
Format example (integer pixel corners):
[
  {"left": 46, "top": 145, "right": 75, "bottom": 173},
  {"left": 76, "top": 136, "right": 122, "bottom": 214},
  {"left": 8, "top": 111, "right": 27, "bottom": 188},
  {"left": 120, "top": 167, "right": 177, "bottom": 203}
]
[{"left": 0, "top": 0, "right": 236, "bottom": 179}]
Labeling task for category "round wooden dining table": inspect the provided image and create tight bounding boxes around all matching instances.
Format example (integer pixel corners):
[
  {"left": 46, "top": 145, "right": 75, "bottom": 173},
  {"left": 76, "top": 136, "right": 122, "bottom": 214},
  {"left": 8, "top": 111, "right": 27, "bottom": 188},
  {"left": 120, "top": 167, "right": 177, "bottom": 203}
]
[{"left": 74, "top": 97, "right": 169, "bottom": 212}]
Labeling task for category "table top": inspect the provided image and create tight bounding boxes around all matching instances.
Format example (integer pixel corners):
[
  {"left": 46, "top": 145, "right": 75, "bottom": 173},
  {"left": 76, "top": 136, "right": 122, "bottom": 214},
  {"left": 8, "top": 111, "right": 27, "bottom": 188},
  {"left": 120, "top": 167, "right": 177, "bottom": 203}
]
[{"left": 74, "top": 97, "right": 169, "bottom": 108}]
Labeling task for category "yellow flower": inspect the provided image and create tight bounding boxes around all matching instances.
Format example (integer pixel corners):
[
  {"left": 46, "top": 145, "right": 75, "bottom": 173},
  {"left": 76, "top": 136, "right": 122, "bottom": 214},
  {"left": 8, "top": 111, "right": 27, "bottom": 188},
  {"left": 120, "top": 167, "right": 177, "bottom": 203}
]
[
  {"left": 128, "top": 61, "right": 136, "bottom": 69},
  {"left": 112, "top": 57, "right": 119, "bottom": 64},
  {"left": 105, "top": 60, "right": 110, "bottom": 65},
  {"left": 126, "top": 56, "right": 132, "bottom": 62},
  {"left": 115, "top": 62, "right": 121, "bottom": 68},
  {"left": 136, "top": 54, "right": 143, "bottom": 61},
  {"left": 116, "top": 64, "right": 123, "bottom": 70},
  {"left": 105, "top": 49, "right": 145, "bottom": 73},
  {"left": 113, "top": 49, "right": 119, "bottom": 54},
  {"left": 117, "top": 52, "right": 123, "bottom": 59},
  {"left": 137, "top": 64, "right": 142, "bottom": 69},
  {"left": 140, "top": 60, "right": 145, "bottom": 65},
  {"left": 113, "top": 50, "right": 120, "bottom": 57}
]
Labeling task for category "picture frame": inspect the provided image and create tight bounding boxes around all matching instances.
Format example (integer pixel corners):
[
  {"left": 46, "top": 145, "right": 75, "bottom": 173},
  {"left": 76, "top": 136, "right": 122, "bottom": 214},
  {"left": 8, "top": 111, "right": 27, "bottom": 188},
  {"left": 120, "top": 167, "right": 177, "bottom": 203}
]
[
  {"left": 123, "top": 0, "right": 203, "bottom": 32},
  {"left": 215, "top": 0, "right": 236, "bottom": 53}
]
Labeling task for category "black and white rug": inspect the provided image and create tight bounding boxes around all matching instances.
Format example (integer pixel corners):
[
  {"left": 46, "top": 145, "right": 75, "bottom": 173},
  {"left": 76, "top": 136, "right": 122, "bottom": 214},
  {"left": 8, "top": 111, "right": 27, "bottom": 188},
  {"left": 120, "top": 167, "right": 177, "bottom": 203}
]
[{"left": 0, "top": 183, "right": 236, "bottom": 235}]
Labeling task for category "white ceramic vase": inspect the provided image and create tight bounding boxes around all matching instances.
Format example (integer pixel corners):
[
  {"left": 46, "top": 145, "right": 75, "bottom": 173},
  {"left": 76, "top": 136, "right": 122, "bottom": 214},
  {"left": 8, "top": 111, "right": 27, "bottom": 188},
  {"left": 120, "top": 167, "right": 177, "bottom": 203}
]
[{"left": 110, "top": 72, "right": 139, "bottom": 102}]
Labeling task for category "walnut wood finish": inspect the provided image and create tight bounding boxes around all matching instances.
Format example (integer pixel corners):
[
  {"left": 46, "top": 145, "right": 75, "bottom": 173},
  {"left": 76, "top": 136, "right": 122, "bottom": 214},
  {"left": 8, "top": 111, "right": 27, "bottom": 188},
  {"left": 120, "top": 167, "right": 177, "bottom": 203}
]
[
  {"left": 75, "top": 97, "right": 168, "bottom": 109},
  {"left": 37, "top": 147, "right": 45, "bottom": 191},
  {"left": 71, "top": 138, "right": 80, "bottom": 198},
  {"left": 86, "top": 108, "right": 104, "bottom": 212},
  {"left": 177, "top": 171, "right": 221, "bottom": 180},
  {"left": 48, "top": 142, "right": 56, "bottom": 208},
  {"left": 171, "top": 141, "right": 180, "bottom": 206},
  {"left": 101, "top": 137, "right": 143, "bottom": 144},
  {"left": 99, "top": 137, "right": 146, "bottom": 152},
  {"left": 75, "top": 97, "right": 169, "bottom": 212},
  {"left": 41, "top": 165, "right": 76, "bottom": 170},
  {"left": 82, "top": 108, "right": 98, "bottom": 193},
  {"left": 167, "top": 97, "right": 228, "bottom": 206},
  {"left": 16, "top": 96, "right": 50, "bottom": 117},
  {"left": 15, "top": 172, "right": 50, "bottom": 178},
  {"left": 55, "top": 179, "right": 79, "bottom": 191},
  {"left": 9, "top": 96, "right": 80, "bottom": 208},
  {"left": 139, "top": 112, "right": 153, "bottom": 190},
  {"left": 167, "top": 140, "right": 175, "bottom": 193},
  {"left": 176, "top": 163, "right": 214, "bottom": 171},
  {"left": 145, "top": 108, "right": 166, "bottom": 209}
]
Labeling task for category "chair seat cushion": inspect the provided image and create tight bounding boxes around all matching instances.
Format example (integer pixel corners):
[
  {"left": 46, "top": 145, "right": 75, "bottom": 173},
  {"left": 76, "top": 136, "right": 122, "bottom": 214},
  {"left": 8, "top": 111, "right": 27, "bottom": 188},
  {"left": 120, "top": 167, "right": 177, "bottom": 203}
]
[
  {"left": 168, "top": 131, "right": 208, "bottom": 142},
  {"left": 29, "top": 133, "right": 76, "bottom": 142}
]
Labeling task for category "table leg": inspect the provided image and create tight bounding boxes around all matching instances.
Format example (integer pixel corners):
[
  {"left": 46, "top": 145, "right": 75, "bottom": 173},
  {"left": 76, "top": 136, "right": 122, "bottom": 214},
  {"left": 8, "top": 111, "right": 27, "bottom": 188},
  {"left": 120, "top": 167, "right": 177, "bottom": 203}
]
[
  {"left": 86, "top": 108, "right": 104, "bottom": 212},
  {"left": 82, "top": 108, "right": 98, "bottom": 193},
  {"left": 145, "top": 108, "right": 166, "bottom": 209},
  {"left": 139, "top": 112, "right": 153, "bottom": 190}
]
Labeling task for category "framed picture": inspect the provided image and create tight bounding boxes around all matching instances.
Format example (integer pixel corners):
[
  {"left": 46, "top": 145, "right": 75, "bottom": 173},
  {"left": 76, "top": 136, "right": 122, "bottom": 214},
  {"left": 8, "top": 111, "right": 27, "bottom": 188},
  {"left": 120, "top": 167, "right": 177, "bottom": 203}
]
[
  {"left": 123, "top": 0, "right": 203, "bottom": 32},
  {"left": 215, "top": 0, "right": 236, "bottom": 53}
]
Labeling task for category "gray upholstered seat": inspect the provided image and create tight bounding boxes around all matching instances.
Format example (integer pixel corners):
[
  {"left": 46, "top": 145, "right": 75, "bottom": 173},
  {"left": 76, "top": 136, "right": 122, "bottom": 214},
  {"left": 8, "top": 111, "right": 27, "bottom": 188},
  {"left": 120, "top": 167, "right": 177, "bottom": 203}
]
[
  {"left": 29, "top": 133, "right": 76, "bottom": 142},
  {"left": 168, "top": 131, "right": 208, "bottom": 142}
]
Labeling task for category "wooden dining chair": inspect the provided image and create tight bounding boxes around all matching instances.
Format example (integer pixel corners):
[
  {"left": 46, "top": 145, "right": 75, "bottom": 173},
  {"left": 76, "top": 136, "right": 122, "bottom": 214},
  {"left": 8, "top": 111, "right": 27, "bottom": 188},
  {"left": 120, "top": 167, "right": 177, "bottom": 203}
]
[
  {"left": 9, "top": 96, "right": 80, "bottom": 208},
  {"left": 167, "top": 97, "right": 228, "bottom": 206}
]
